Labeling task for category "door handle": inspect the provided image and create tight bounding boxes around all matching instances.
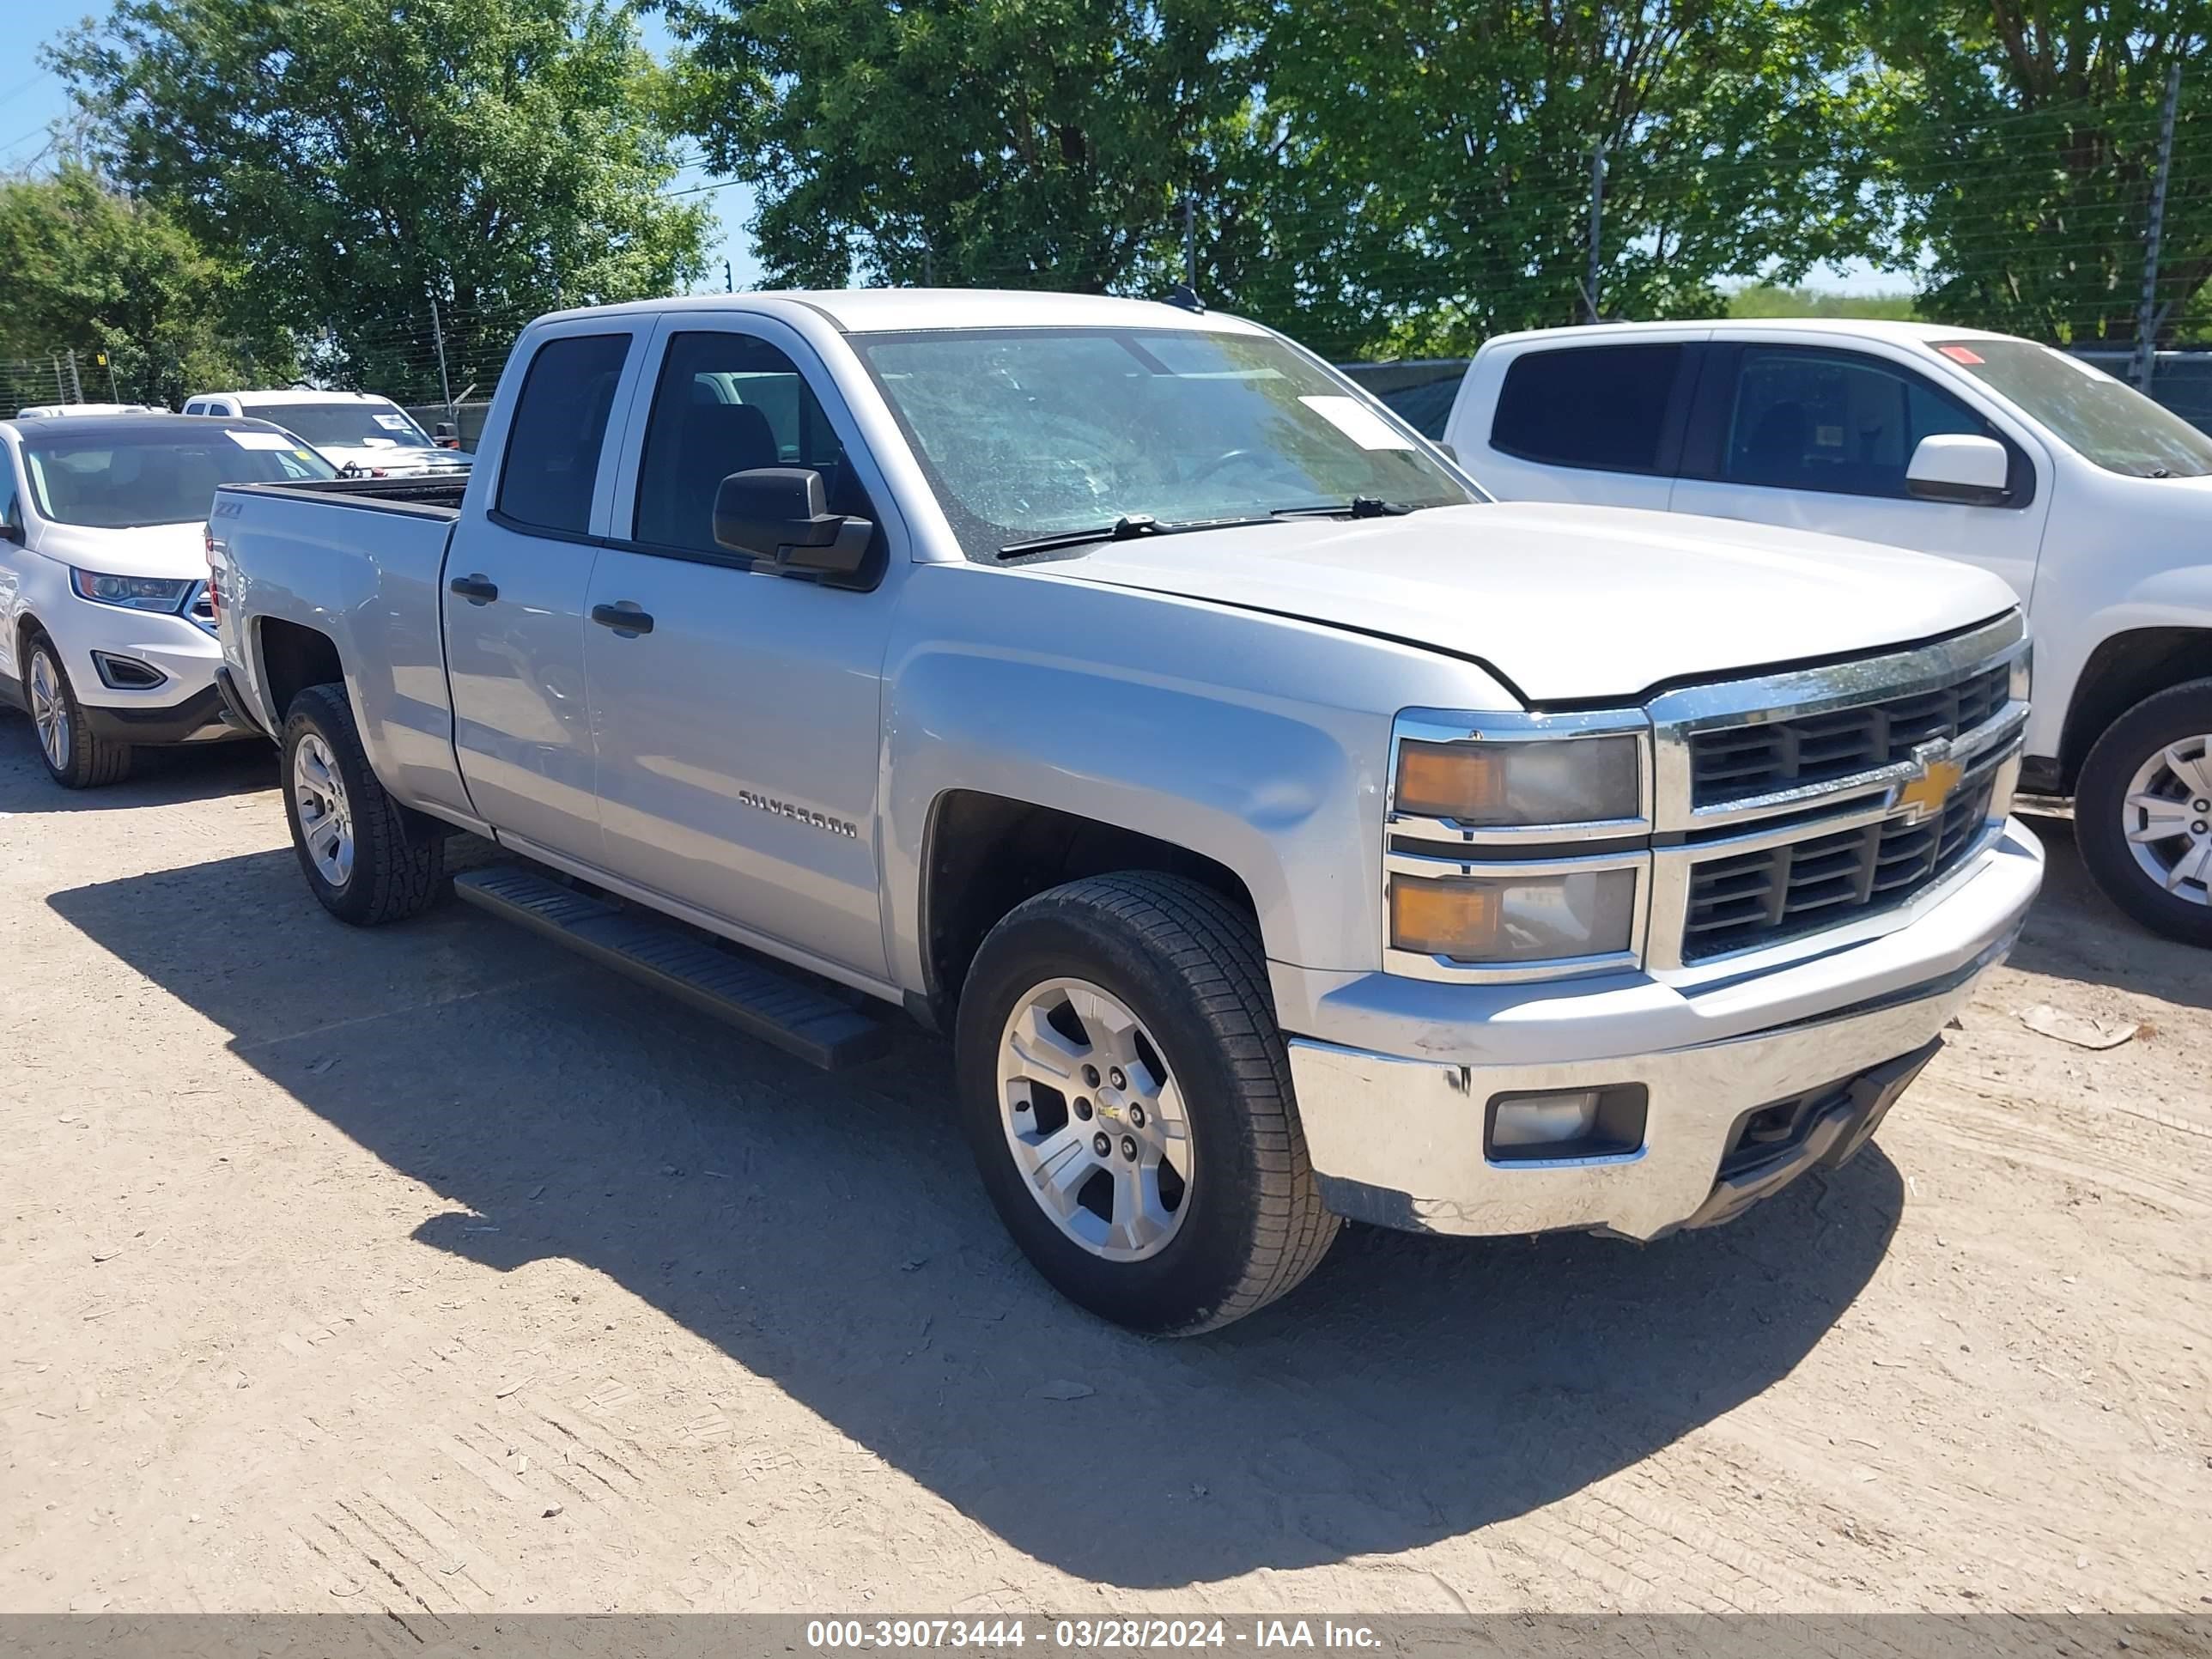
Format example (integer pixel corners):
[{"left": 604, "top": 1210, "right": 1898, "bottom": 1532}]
[
  {"left": 592, "top": 602, "right": 655, "bottom": 635},
  {"left": 449, "top": 574, "right": 499, "bottom": 605}
]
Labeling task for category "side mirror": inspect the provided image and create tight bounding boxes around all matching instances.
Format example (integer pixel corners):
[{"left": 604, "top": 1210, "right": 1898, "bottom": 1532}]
[
  {"left": 1, "top": 498, "right": 22, "bottom": 544},
  {"left": 713, "top": 467, "right": 872, "bottom": 575},
  {"left": 1906, "top": 434, "right": 2010, "bottom": 506},
  {"left": 1435, "top": 441, "right": 1461, "bottom": 464}
]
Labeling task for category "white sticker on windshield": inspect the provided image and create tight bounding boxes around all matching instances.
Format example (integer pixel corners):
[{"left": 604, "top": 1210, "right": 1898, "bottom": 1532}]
[
  {"left": 227, "top": 429, "right": 296, "bottom": 450},
  {"left": 360, "top": 437, "right": 398, "bottom": 447},
  {"left": 1299, "top": 395, "right": 1414, "bottom": 450},
  {"left": 373, "top": 413, "right": 410, "bottom": 430}
]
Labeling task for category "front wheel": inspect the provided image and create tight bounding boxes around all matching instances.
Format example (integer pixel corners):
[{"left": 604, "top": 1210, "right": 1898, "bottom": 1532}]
[
  {"left": 954, "top": 872, "right": 1339, "bottom": 1334},
  {"left": 281, "top": 683, "right": 446, "bottom": 926},
  {"left": 2075, "top": 678, "right": 2212, "bottom": 947},
  {"left": 23, "top": 637, "right": 131, "bottom": 788}
]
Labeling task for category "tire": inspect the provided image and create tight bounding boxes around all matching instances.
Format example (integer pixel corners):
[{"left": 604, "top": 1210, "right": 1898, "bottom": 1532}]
[
  {"left": 280, "top": 683, "right": 446, "bottom": 926},
  {"left": 2075, "top": 677, "right": 2212, "bottom": 947},
  {"left": 22, "top": 635, "right": 132, "bottom": 788},
  {"left": 955, "top": 872, "right": 1339, "bottom": 1334}
]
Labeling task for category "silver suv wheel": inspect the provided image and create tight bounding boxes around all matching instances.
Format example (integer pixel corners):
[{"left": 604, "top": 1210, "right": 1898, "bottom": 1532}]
[
  {"left": 27, "top": 647, "right": 69, "bottom": 773},
  {"left": 997, "top": 976, "right": 1194, "bottom": 1262},
  {"left": 2122, "top": 734, "right": 2212, "bottom": 905}
]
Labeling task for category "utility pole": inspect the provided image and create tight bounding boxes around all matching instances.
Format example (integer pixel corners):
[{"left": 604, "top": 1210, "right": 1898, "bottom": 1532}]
[
  {"left": 724, "top": 258, "right": 734, "bottom": 293},
  {"left": 100, "top": 350, "right": 118, "bottom": 402},
  {"left": 52, "top": 352, "right": 64, "bottom": 402},
  {"left": 1183, "top": 194, "right": 1199, "bottom": 292},
  {"left": 921, "top": 245, "right": 934, "bottom": 288},
  {"left": 1585, "top": 143, "right": 1607, "bottom": 324},
  {"left": 66, "top": 349, "right": 83, "bottom": 403},
  {"left": 428, "top": 288, "right": 454, "bottom": 418},
  {"left": 2135, "top": 64, "right": 2183, "bottom": 394}
]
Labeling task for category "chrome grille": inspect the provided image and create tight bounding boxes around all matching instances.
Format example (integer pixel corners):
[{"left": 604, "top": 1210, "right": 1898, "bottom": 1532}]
[
  {"left": 1689, "top": 662, "right": 2010, "bottom": 807},
  {"left": 1680, "top": 767, "right": 1999, "bottom": 961}
]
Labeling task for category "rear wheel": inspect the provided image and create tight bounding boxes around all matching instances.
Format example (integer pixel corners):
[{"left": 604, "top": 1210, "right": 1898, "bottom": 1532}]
[
  {"left": 24, "top": 636, "right": 132, "bottom": 788},
  {"left": 955, "top": 872, "right": 1338, "bottom": 1334},
  {"left": 2075, "top": 678, "right": 2212, "bottom": 947},
  {"left": 281, "top": 683, "right": 446, "bottom": 926}
]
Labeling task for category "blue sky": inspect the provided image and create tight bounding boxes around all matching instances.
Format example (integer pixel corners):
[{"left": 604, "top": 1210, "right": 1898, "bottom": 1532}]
[{"left": 0, "top": 0, "right": 765, "bottom": 288}]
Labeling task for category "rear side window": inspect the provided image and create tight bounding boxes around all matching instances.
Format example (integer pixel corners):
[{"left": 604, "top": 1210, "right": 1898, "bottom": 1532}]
[
  {"left": 1491, "top": 344, "right": 1685, "bottom": 472},
  {"left": 495, "top": 332, "right": 631, "bottom": 536},
  {"left": 632, "top": 330, "right": 868, "bottom": 556}
]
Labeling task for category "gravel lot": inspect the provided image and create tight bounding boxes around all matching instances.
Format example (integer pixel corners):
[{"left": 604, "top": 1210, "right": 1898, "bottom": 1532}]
[{"left": 3, "top": 718, "right": 2208, "bottom": 1616}]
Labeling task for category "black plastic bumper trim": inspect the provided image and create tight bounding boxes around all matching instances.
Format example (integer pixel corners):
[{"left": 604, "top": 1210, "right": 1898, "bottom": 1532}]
[
  {"left": 212, "top": 665, "right": 271, "bottom": 738},
  {"left": 78, "top": 684, "right": 246, "bottom": 745}
]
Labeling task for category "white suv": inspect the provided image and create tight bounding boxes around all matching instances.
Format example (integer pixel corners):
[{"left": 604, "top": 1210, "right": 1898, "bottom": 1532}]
[
  {"left": 182, "top": 390, "right": 471, "bottom": 478},
  {"left": 0, "top": 411, "right": 336, "bottom": 786},
  {"left": 1443, "top": 319, "right": 2212, "bottom": 945}
]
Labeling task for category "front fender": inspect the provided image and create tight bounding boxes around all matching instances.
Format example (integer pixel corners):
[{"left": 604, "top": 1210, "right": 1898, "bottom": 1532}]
[{"left": 878, "top": 562, "right": 1518, "bottom": 988}]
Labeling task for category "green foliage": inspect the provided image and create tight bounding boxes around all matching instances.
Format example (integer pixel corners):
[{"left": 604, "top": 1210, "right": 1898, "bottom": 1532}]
[
  {"left": 0, "top": 161, "right": 292, "bottom": 407},
  {"left": 1727, "top": 283, "right": 1919, "bottom": 320},
  {"left": 51, "top": 0, "right": 714, "bottom": 398},
  {"left": 660, "top": 0, "right": 1887, "bottom": 358},
  {"left": 1845, "top": 0, "right": 2211, "bottom": 345}
]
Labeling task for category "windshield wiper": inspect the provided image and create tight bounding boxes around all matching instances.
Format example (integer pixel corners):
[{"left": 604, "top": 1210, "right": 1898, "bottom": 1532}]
[
  {"left": 997, "top": 512, "right": 1277, "bottom": 557},
  {"left": 1271, "top": 496, "right": 1415, "bottom": 520}
]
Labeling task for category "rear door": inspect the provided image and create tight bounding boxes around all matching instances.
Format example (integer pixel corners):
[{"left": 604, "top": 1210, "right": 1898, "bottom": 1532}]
[
  {"left": 1458, "top": 337, "right": 1705, "bottom": 508},
  {"left": 581, "top": 313, "right": 902, "bottom": 981},
  {"left": 1668, "top": 341, "right": 2050, "bottom": 602},
  {"left": 441, "top": 321, "right": 644, "bottom": 863}
]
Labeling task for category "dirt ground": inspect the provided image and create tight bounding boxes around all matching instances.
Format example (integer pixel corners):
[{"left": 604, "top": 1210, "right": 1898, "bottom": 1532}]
[{"left": 2, "top": 717, "right": 2208, "bottom": 1618}]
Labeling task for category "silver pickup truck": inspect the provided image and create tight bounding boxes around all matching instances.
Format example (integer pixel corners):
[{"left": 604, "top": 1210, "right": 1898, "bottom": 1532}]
[{"left": 210, "top": 289, "right": 2044, "bottom": 1332}]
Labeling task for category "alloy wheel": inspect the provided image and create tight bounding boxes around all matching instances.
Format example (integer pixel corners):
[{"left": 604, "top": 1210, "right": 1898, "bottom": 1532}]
[
  {"left": 2121, "top": 734, "right": 2212, "bottom": 907},
  {"left": 27, "top": 649, "right": 69, "bottom": 774},
  {"left": 293, "top": 732, "right": 356, "bottom": 888},
  {"left": 997, "top": 977, "right": 1194, "bottom": 1262}
]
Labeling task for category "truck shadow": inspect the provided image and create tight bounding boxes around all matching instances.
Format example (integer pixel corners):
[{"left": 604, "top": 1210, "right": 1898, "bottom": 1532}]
[
  {"left": 2006, "top": 806, "right": 2212, "bottom": 1012},
  {"left": 0, "top": 708, "right": 275, "bottom": 812},
  {"left": 49, "top": 848, "right": 1900, "bottom": 1590}
]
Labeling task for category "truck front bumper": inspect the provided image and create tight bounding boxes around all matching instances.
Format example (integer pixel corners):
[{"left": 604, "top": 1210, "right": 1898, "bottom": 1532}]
[{"left": 1276, "top": 817, "right": 2043, "bottom": 1241}]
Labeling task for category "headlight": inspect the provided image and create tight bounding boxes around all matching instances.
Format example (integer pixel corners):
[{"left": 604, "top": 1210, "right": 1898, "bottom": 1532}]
[
  {"left": 1395, "top": 735, "right": 1640, "bottom": 827},
  {"left": 70, "top": 569, "right": 197, "bottom": 612},
  {"left": 1390, "top": 866, "right": 1640, "bottom": 964}
]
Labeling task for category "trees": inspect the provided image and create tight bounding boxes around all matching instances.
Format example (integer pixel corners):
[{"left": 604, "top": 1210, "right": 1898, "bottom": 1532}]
[
  {"left": 1845, "top": 0, "right": 2211, "bottom": 346},
  {"left": 0, "top": 161, "right": 290, "bottom": 409},
  {"left": 51, "top": 0, "right": 714, "bottom": 398},
  {"left": 660, "top": 0, "right": 1881, "bottom": 358},
  {"left": 659, "top": 0, "right": 1276, "bottom": 296}
]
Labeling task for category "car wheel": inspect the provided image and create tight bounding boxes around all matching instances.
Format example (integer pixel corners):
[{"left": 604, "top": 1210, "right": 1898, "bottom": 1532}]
[
  {"left": 955, "top": 872, "right": 1339, "bottom": 1334},
  {"left": 2075, "top": 677, "right": 2212, "bottom": 947},
  {"left": 281, "top": 683, "right": 446, "bottom": 926},
  {"left": 24, "top": 636, "right": 131, "bottom": 788}
]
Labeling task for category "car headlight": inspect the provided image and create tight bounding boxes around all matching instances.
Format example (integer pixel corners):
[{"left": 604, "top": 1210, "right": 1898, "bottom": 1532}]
[
  {"left": 1394, "top": 734, "right": 1640, "bottom": 827},
  {"left": 1390, "top": 866, "right": 1641, "bottom": 963},
  {"left": 70, "top": 569, "right": 197, "bottom": 612}
]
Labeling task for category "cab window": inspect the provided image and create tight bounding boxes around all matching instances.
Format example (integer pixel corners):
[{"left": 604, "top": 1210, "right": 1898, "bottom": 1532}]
[
  {"left": 1719, "top": 348, "right": 1997, "bottom": 499},
  {"left": 631, "top": 330, "right": 870, "bottom": 557},
  {"left": 494, "top": 332, "right": 632, "bottom": 537}
]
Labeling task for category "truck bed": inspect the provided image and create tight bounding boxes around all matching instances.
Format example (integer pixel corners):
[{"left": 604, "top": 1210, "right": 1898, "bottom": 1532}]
[{"left": 225, "top": 474, "right": 467, "bottom": 516}]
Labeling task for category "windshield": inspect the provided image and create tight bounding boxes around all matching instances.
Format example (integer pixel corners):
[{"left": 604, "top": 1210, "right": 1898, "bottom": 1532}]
[
  {"left": 850, "top": 326, "right": 1477, "bottom": 556},
  {"left": 23, "top": 426, "right": 337, "bottom": 527},
  {"left": 252, "top": 401, "right": 435, "bottom": 451},
  {"left": 1932, "top": 340, "right": 2212, "bottom": 478}
]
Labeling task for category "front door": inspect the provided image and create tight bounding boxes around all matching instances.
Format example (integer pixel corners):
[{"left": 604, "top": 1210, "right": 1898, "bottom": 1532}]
[
  {"left": 582, "top": 317, "right": 902, "bottom": 981},
  {"left": 1668, "top": 343, "right": 2050, "bottom": 606},
  {"left": 442, "top": 325, "right": 640, "bottom": 862}
]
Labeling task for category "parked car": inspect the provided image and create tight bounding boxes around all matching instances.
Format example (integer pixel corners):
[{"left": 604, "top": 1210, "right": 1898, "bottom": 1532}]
[
  {"left": 14, "top": 403, "right": 161, "bottom": 419},
  {"left": 1443, "top": 319, "right": 2212, "bottom": 945},
  {"left": 0, "top": 411, "right": 337, "bottom": 786},
  {"left": 210, "top": 291, "right": 2041, "bottom": 1332},
  {"left": 181, "top": 390, "right": 473, "bottom": 479}
]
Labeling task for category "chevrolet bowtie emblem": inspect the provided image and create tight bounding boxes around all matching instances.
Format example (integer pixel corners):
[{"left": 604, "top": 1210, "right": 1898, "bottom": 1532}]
[{"left": 1897, "top": 746, "right": 1965, "bottom": 820}]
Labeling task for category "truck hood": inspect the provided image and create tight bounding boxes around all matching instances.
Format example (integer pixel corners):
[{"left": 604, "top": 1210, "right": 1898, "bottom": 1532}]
[
  {"left": 1038, "top": 502, "right": 2018, "bottom": 703},
  {"left": 30, "top": 520, "right": 209, "bottom": 580}
]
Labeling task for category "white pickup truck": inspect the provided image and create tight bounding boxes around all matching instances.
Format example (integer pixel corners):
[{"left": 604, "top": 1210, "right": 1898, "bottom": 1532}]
[
  {"left": 1443, "top": 319, "right": 2212, "bottom": 945},
  {"left": 209, "top": 290, "right": 2042, "bottom": 1333}
]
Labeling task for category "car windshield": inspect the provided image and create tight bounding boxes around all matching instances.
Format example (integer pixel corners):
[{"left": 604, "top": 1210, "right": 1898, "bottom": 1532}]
[
  {"left": 251, "top": 401, "right": 435, "bottom": 450},
  {"left": 850, "top": 326, "right": 1478, "bottom": 556},
  {"left": 1932, "top": 340, "right": 2212, "bottom": 479},
  {"left": 22, "top": 426, "right": 337, "bottom": 527}
]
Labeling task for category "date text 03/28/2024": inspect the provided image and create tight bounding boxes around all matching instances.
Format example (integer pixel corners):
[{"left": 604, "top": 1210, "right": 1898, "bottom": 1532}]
[{"left": 804, "top": 1619, "right": 1382, "bottom": 1650}]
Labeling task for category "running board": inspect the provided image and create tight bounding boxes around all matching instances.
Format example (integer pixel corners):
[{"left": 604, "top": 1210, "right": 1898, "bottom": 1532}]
[{"left": 453, "top": 866, "right": 889, "bottom": 1070}]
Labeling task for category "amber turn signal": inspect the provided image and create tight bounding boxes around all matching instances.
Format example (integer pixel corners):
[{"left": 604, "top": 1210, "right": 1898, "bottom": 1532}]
[{"left": 1390, "top": 876, "right": 1500, "bottom": 959}]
